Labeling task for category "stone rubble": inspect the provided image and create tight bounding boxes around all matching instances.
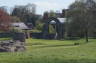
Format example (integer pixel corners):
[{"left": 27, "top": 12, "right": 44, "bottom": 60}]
[{"left": 0, "top": 40, "right": 25, "bottom": 52}]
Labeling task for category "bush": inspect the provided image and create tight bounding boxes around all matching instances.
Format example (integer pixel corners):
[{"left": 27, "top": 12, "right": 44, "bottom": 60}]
[{"left": 74, "top": 43, "right": 79, "bottom": 45}]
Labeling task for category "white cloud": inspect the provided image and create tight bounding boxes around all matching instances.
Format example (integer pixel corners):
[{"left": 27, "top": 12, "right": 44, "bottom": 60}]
[
  {"left": 35, "top": 1, "right": 59, "bottom": 9},
  {"left": 34, "top": 1, "right": 63, "bottom": 14}
]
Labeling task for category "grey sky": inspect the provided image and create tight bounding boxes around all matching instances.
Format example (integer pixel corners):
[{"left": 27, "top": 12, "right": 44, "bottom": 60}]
[{"left": 0, "top": 0, "right": 75, "bottom": 14}]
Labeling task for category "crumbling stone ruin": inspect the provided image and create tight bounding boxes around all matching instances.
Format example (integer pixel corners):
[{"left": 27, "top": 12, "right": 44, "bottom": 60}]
[
  {"left": 0, "top": 32, "right": 26, "bottom": 52},
  {"left": 0, "top": 40, "right": 25, "bottom": 52}
]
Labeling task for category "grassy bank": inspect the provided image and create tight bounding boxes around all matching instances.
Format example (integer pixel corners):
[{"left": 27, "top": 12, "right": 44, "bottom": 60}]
[{"left": 0, "top": 38, "right": 95, "bottom": 63}]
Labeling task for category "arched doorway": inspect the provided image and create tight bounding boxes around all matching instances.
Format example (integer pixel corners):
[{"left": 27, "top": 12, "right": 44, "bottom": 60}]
[{"left": 42, "top": 17, "right": 65, "bottom": 39}]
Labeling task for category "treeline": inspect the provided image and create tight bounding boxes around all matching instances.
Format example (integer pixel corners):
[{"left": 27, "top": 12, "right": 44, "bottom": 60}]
[
  {"left": 66, "top": 0, "right": 96, "bottom": 41},
  {"left": 0, "top": 4, "right": 41, "bottom": 31}
]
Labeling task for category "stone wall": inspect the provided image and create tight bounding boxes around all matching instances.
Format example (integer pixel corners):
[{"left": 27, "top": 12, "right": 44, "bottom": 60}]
[
  {"left": 0, "top": 32, "right": 26, "bottom": 52},
  {"left": 0, "top": 40, "right": 25, "bottom": 52},
  {"left": 12, "top": 32, "right": 26, "bottom": 42}
]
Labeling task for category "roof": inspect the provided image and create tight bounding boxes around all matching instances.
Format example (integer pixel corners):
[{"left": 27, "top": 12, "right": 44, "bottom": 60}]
[
  {"left": 50, "top": 18, "right": 66, "bottom": 24},
  {"left": 12, "top": 22, "right": 29, "bottom": 30}
]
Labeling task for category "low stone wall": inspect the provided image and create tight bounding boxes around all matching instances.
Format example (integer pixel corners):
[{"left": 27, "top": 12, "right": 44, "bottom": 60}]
[
  {"left": 0, "top": 32, "right": 12, "bottom": 38},
  {"left": 12, "top": 32, "right": 26, "bottom": 42},
  {"left": 0, "top": 40, "right": 25, "bottom": 52},
  {"left": 30, "top": 32, "right": 56, "bottom": 39}
]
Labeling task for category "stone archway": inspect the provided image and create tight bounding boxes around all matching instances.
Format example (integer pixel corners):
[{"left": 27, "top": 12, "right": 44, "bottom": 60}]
[{"left": 42, "top": 17, "right": 64, "bottom": 39}]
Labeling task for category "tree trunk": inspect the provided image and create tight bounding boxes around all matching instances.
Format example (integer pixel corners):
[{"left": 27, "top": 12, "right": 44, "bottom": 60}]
[
  {"left": 85, "top": 30, "right": 88, "bottom": 42},
  {"left": 85, "top": 27, "right": 89, "bottom": 42}
]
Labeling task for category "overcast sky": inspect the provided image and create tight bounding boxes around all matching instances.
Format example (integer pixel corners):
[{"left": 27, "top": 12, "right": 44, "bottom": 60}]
[{"left": 0, "top": 0, "right": 75, "bottom": 14}]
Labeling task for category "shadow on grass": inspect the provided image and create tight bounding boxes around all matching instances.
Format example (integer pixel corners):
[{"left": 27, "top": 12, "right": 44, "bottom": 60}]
[
  {"left": 6, "top": 58, "right": 96, "bottom": 63},
  {"left": 31, "top": 44, "right": 79, "bottom": 49}
]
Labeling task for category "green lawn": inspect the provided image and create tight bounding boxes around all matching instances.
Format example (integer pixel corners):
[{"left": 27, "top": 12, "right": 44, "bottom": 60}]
[
  {"left": 0, "top": 38, "right": 96, "bottom": 63},
  {"left": 0, "top": 38, "right": 11, "bottom": 41}
]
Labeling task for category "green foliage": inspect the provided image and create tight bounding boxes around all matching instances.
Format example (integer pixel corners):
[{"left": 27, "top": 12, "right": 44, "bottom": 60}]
[
  {"left": 49, "top": 24, "right": 56, "bottom": 34},
  {"left": 66, "top": 2, "right": 86, "bottom": 37},
  {"left": 29, "top": 29, "right": 42, "bottom": 33},
  {"left": 11, "top": 5, "right": 39, "bottom": 27},
  {"left": 66, "top": 1, "right": 96, "bottom": 39},
  {"left": 49, "top": 10, "right": 56, "bottom": 17},
  {"left": 11, "top": 16, "right": 21, "bottom": 22},
  {"left": 12, "top": 27, "right": 23, "bottom": 33},
  {"left": 36, "top": 21, "right": 44, "bottom": 31},
  {"left": 0, "top": 38, "right": 11, "bottom": 41}
]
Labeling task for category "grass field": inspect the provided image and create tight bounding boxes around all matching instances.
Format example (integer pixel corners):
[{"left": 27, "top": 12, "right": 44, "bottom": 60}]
[{"left": 0, "top": 38, "right": 96, "bottom": 63}]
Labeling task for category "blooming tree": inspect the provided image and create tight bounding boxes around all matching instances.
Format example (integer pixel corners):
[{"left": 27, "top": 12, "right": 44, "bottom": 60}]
[{"left": 0, "top": 9, "right": 12, "bottom": 31}]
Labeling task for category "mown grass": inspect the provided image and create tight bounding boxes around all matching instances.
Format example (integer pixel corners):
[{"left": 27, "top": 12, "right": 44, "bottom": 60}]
[
  {"left": 0, "top": 38, "right": 11, "bottom": 41},
  {"left": 0, "top": 38, "right": 96, "bottom": 63}
]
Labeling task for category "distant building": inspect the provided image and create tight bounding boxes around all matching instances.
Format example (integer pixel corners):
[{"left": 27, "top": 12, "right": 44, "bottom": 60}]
[
  {"left": 50, "top": 18, "right": 66, "bottom": 24},
  {"left": 12, "top": 22, "right": 29, "bottom": 30},
  {"left": 12, "top": 22, "right": 31, "bottom": 38}
]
